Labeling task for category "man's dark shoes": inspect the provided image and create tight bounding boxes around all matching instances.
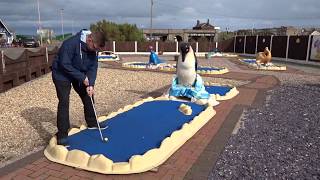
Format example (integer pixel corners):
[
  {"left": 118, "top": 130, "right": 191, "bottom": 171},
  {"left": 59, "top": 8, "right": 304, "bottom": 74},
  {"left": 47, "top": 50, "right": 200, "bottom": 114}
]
[
  {"left": 88, "top": 123, "right": 108, "bottom": 130},
  {"left": 57, "top": 137, "right": 69, "bottom": 146}
]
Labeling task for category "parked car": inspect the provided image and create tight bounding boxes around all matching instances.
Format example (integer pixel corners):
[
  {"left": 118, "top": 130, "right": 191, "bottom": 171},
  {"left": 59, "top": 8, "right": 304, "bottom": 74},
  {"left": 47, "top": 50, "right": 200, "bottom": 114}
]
[
  {"left": 22, "top": 38, "right": 40, "bottom": 48},
  {"left": 98, "top": 51, "right": 120, "bottom": 61}
]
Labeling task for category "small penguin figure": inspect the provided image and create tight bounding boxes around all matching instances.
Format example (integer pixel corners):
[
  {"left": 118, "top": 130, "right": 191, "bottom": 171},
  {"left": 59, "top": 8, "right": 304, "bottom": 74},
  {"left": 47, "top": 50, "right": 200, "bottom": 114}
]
[{"left": 176, "top": 43, "right": 198, "bottom": 86}]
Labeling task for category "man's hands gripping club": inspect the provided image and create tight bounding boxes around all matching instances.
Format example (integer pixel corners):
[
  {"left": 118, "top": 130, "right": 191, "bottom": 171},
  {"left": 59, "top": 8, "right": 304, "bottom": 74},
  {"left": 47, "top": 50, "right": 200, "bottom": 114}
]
[{"left": 83, "top": 77, "right": 94, "bottom": 97}]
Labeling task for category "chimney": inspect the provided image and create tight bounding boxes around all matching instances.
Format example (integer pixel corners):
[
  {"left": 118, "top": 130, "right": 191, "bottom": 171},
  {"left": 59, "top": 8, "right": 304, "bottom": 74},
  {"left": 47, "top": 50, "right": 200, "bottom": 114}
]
[
  {"left": 196, "top": 20, "right": 200, "bottom": 26},
  {"left": 207, "top": 19, "right": 209, "bottom": 25}
]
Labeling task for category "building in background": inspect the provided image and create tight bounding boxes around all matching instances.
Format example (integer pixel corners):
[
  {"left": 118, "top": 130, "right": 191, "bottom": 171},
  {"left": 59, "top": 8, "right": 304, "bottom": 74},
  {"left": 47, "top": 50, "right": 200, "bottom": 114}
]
[
  {"left": 142, "top": 19, "right": 220, "bottom": 42},
  {"left": 0, "top": 19, "right": 14, "bottom": 46}
]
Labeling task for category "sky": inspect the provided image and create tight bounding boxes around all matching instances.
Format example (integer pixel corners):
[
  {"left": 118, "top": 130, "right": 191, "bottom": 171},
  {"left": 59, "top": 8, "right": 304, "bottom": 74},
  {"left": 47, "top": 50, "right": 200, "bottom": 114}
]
[{"left": 1, "top": 0, "right": 320, "bottom": 35}]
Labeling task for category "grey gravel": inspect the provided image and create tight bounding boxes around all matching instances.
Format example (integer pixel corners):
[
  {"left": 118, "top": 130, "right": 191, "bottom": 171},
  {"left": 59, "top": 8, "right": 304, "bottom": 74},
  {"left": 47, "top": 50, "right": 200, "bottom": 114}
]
[{"left": 209, "top": 83, "right": 320, "bottom": 180}]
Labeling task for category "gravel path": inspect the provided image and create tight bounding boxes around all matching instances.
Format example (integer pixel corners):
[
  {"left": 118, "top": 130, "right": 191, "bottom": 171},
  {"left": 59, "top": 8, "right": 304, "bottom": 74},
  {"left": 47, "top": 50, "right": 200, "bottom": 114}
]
[
  {"left": 209, "top": 83, "right": 320, "bottom": 179},
  {"left": 0, "top": 60, "right": 247, "bottom": 167}
]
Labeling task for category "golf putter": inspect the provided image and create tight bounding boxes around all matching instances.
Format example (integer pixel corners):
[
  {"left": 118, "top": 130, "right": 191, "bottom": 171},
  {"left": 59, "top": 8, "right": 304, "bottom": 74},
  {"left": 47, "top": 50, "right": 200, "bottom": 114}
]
[{"left": 90, "top": 96, "right": 106, "bottom": 142}]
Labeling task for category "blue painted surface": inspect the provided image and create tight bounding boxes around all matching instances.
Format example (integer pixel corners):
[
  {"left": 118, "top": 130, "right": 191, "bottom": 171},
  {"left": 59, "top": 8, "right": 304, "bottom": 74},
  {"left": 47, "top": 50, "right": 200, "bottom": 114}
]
[
  {"left": 205, "top": 85, "right": 232, "bottom": 96},
  {"left": 66, "top": 100, "right": 205, "bottom": 162},
  {"left": 129, "top": 62, "right": 149, "bottom": 66},
  {"left": 98, "top": 55, "right": 116, "bottom": 59},
  {"left": 197, "top": 67, "right": 223, "bottom": 71},
  {"left": 242, "top": 59, "right": 256, "bottom": 64}
]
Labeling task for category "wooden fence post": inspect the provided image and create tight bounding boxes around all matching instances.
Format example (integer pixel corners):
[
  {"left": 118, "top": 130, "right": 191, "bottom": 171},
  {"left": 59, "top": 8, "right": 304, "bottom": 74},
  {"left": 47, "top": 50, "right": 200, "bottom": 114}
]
[
  {"left": 306, "top": 35, "right": 312, "bottom": 62},
  {"left": 243, "top": 35, "right": 247, "bottom": 54},
  {"left": 156, "top": 41, "right": 159, "bottom": 53},
  {"left": 255, "top": 35, "right": 258, "bottom": 54},
  {"left": 196, "top": 42, "right": 199, "bottom": 53},
  {"left": 134, "top": 41, "right": 137, "bottom": 54},
  {"left": 286, "top": 35, "right": 290, "bottom": 60},
  {"left": 1, "top": 50, "right": 5, "bottom": 74},
  {"left": 270, "top": 35, "right": 274, "bottom": 51},
  {"left": 176, "top": 41, "right": 179, "bottom": 54},
  {"left": 233, "top": 36, "right": 237, "bottom": 53},
  {"left": 45, "top": 47, "right": 49, "bottom": 64},
  {"left": 113, "top": 41, "right": 116, "bottom": 53}
]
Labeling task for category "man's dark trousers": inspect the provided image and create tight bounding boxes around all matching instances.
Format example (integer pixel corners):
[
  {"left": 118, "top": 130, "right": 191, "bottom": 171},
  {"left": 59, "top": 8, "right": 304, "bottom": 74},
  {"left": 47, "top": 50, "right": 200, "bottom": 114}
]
[{"left": 53, "top": 80, "right": 97, "bottom": 140}]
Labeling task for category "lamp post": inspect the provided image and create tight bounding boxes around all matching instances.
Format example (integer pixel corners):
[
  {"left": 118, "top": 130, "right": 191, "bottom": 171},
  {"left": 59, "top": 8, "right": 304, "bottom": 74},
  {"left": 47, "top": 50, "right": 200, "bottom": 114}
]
[
  {"left": 36, "top": 0, "right": 42, "bottom": 46},
  {"left": 60, "top": 8, "right": 64, "bottom": 40},
  {"left": 150, "top": 0, "right": 153, "bottom": 40}
]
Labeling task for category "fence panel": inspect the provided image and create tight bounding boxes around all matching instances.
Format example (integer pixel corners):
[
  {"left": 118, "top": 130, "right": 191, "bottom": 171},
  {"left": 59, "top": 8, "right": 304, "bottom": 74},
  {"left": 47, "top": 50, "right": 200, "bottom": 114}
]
[
  {"left": 245, "top": 36, "right": 257, "bottom": 54},
  {"left": 198, "top": 41, "right": 215, "bottom": 52},
  {"left": 137, "top": 42, "right": 156, "bottom": 52},
  {"left": 288, "top": 36, "right": 309, "bottom": 60},
  {"left": 218, "top": 38, "right": 234, "bottom": 52},
  {"left": 158, "top": 42, "right": 176, "bottom": 52},
  {"left": 271, "top": 36, "right": 287, "bottom": 58},
  {"left": 235, "top": 36, "right": 245, "bottom": 53},
  {"left": 115, "top": 41, "right": 135, "bottom": 52},
  {"left": 257, "top": 36, "right": 271, "bottom": 52},
  {"left": 104, "top": 41, "right": 113, "bottom": 51}
]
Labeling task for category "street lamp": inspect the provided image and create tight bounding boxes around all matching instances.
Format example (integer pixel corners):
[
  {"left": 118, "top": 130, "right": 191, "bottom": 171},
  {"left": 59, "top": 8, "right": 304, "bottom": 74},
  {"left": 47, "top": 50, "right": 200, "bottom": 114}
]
[
  {"left": 36, "top": 0, "right": 42, "bottom": 46},
  {"left": 150, "top": 0, "right": 153, "bottom": 40},
  {"left": 60, "top": 8, "right": 64, "bottom": 40}
]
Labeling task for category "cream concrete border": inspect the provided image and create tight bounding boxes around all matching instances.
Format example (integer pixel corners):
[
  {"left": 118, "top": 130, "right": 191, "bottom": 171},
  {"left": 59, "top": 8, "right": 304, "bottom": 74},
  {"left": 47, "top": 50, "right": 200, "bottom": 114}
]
[
  {"left": 239, "top": 59, "right": 287, "bottom": 71},
  {"left": 204, "top": 82, "right": 239, "bottom": 100},
  {"left": 44, "top": 96, "right": 216, "bottom": 174},
  {"left": 122, "top": 61, "right": 149, "bottom": 69}
]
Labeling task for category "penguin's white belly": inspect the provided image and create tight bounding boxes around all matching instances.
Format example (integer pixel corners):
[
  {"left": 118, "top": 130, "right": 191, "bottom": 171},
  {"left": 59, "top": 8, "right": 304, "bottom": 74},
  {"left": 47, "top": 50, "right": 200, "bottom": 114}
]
[{"left": 177, "top": 68, "right": 196, "bottom": 86}]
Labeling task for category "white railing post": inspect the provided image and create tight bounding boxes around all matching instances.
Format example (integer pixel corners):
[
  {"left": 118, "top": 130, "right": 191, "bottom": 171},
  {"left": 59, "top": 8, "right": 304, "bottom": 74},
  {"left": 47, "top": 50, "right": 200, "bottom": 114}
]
[
  {"left": 45, "top": 47, "right": 49, "bottom": 64},
  {"left": 243, "top": 35, "right": 247, "bottom": 54},
  {"left": 233, "top": 36, "right": 237, "bottom": 53},
  {"left": 134, "top": 41, "right": 137, "bottom": 54},
  {"left": 156, "top": 41, "right": 159, "bottom": 53},
  {"left": 1, "top": 50, "right": 5, "bottom": 73},
  {"left": 196, "top": 42, "right": 199, "bottom": 53},
  {"left": 270, "top": 35, "right": 274, "bottom": 51},
  {"left": 113, "top": 41, "right": 116, "bottom": 53},
  {"left": 306, "top": 35, "right": 312, "bottom": 62},
  {"left": 255, "top": 35, "right": 258, "bottom": 54},
  {"left": 286, "top": 36, "right": 290, "bottom": 60}
]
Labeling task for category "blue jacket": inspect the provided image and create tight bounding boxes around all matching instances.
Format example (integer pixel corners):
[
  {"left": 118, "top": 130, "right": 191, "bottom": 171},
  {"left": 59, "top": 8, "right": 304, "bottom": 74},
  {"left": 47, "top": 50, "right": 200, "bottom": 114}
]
[{"left": 52, "top": 32, "right": 98, "bottom": 86}]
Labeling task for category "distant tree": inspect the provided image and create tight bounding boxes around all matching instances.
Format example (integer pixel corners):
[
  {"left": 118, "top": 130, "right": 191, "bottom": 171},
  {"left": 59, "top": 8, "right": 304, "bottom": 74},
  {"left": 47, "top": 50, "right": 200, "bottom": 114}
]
[{"left": 90, "top": 19, "right": 144, "bottom": 41}]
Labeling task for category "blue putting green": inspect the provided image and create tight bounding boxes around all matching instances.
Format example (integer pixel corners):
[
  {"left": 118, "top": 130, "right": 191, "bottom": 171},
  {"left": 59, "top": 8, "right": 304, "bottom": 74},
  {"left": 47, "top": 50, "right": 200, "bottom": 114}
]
[
  {"left": 205, "top": 85, "right": 232, "bottom": 96},
  {"left": 242, "top": 59, "right": 256, "bottom": 64},
  {"left": 197, "top": 67, "right": 224, "bottom": 71},
  {"left": 66, "top": 100, "right": 205, "bottom": 162},
  {"left": 128, "top": 62, "right": 149, "bottom": 66}
]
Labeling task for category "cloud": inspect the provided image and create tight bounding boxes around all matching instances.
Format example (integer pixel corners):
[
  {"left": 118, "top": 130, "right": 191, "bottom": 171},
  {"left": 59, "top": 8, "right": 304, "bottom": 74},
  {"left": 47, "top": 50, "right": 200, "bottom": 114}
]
[{"left": 0, "top": 0, "right": 319, "bottom": 34}]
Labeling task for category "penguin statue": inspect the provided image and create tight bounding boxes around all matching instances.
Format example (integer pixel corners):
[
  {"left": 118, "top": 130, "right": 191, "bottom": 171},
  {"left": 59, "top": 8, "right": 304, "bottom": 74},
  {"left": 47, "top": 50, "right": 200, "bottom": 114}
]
[{"left": 168, "top": 43, "right": 219, "bottom": 106}]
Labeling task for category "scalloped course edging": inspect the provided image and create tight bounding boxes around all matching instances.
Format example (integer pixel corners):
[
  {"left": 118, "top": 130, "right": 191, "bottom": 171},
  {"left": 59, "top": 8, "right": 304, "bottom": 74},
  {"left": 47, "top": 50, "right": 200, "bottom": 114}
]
[
  {"left": 44, "top": 96, "right": 215, "bottom": 174},
  {"left": 239, "top": 59, "right": 287, "bottom": 71},
  {"left": 204, "top": 82, "right": 239, "bottom": 100}
]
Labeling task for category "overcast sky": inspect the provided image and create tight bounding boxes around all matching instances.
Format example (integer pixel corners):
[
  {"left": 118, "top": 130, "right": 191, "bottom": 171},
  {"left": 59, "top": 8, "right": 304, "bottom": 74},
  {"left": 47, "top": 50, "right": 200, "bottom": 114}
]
[{"left": 1, "top": 0, "right": 320, "bottom": 35}]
